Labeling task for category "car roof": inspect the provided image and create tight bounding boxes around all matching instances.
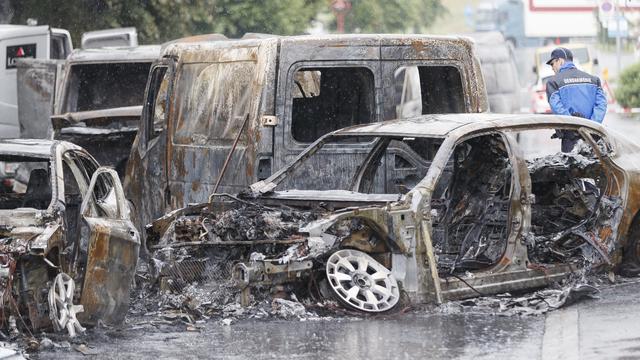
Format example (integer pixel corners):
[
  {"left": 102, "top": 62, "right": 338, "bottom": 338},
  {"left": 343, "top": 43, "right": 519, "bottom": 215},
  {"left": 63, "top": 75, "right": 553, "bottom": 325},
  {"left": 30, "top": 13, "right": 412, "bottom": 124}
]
[
  {"left": 162, "top": 33, "right": 475, "bottom": 59},
  {"left": 67, "top": 45, "right": 161, "bottom": 63},
  {"left": 0, "top": 139, "right": 79, "bottom": 158},
  {"left": 334, "top": 113, "right": 604, "bottom": 138}
]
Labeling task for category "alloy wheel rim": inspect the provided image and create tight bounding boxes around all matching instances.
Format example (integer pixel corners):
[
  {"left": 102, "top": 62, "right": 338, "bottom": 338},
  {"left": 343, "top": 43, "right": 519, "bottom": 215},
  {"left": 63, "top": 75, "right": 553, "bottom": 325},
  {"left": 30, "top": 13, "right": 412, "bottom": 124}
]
[{"left": 325, "top": 249, "right": 399, "bottom": 312}]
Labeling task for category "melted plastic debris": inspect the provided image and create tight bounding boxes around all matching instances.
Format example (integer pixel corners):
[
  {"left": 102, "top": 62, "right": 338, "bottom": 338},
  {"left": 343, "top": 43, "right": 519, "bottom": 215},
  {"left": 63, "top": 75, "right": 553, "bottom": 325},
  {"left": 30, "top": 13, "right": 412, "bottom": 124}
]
[{"left": 440, "top": 283, "right": 600, "bottom": 317}]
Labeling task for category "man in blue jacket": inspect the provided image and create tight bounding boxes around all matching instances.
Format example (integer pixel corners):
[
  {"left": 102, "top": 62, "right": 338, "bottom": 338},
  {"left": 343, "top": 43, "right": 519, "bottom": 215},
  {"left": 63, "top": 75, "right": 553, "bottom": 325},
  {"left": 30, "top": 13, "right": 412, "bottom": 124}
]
[{"left": 545, "top": 47, "right": 607, "bottom": 152}]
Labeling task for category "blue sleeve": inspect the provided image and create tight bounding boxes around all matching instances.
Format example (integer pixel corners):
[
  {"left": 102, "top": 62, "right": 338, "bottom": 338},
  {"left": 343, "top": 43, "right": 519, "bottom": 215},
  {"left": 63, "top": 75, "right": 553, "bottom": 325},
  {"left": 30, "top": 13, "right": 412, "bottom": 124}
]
[
  {"left": 590, "top": 85, "right": 607, "bottom": 123},
  {"left": 549, "top": 91, "right": 571, "bottom": 116}
]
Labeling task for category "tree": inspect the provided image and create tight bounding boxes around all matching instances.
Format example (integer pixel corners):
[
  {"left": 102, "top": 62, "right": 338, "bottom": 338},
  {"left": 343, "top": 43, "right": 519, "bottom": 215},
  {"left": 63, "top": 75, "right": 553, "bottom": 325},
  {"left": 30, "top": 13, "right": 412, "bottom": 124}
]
[
  {"left": 211, "top": 0, "right": 323, "bottom": 38},
  {"left": 9, "top": 0, "right": 323, "bottom": 44},
  {"left": 616, "top": 62, "right": 640, "bottom": 109},
  {"left": 340, "top": 0, "right": 445, "bottom": 33}
]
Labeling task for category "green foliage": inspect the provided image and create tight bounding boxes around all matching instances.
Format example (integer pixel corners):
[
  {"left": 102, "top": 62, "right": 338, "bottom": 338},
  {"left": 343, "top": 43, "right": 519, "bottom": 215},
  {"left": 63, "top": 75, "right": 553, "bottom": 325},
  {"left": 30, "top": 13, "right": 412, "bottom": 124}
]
[
  {"left": 9, "top": 0, "right": 323, "bottom": 44},
  {"left": 342, "top": 0, "right": 445, "bottom": 33},
  {"left": 616, "top": 62, "right": 640, "bottom": 108},
  {"left": 211, "top": 0, "right": 324, "bottom": 38},
  {"left": 9, "top": 0, "right": 445, "bottom": 45}
]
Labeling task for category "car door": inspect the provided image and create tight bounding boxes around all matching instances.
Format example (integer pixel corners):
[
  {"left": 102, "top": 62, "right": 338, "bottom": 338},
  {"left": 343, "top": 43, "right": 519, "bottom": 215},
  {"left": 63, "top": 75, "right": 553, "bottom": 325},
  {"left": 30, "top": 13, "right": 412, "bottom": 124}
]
[
  {"left": 125, "top": 59, "right": 172, "bottom": 236},
  {"left": 78, "top": 167, "right": 139, "bottom": 325}
]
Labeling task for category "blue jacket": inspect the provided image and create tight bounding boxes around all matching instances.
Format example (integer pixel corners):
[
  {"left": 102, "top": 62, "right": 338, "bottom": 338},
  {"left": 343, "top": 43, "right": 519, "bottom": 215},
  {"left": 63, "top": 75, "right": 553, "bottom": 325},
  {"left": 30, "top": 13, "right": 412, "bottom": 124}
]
[{"left": 545, "top": 62, "right": 607, "bottom": 123}]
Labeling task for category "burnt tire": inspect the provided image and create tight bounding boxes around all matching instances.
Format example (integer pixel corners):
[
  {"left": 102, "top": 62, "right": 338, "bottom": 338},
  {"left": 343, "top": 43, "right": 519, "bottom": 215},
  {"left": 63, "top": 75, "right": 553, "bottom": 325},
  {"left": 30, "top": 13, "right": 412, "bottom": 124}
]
[{"left": 620, "top": 222, "right": 640, "bottom": 277}]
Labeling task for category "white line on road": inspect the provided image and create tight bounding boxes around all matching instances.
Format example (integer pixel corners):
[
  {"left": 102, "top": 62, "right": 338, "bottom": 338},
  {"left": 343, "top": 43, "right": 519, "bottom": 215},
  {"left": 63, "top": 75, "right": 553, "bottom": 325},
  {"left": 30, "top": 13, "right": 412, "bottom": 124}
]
[{"left": 542, "top": 307, "right": 580, "bottom": 360}]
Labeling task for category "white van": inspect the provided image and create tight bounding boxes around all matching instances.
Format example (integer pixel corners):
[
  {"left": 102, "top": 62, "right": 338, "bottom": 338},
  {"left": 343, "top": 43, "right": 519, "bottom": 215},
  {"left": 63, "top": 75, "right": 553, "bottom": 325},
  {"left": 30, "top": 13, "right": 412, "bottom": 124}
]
[{"left": 0, "top": 25, "right": 72, "bottom": 137}]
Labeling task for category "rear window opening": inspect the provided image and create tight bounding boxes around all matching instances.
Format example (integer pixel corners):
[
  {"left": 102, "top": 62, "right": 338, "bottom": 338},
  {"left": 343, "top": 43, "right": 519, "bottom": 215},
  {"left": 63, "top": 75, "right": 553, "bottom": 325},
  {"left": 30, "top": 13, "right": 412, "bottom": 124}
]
[
  {"left": 276, "top": 135, "right": 443, "bottom": 195},
  {"left": 291, "top": 67, "right": 375, "bottom": 143},
  {"left": 63, "top": 62, "right": 152, "bottom": 112},
  {"left": 389, "top": 65, "right": 465, "bottom": 120},
  {"left": 0, "top": 158, "right": 51, "bottom": 210}
]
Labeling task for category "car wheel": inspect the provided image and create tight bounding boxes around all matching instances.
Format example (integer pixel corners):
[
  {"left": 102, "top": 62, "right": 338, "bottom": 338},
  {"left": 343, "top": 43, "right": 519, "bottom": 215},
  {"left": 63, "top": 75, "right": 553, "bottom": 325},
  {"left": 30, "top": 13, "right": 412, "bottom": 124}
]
[
  {"left": 325, "top": 249, "right": 400, "bottom": 313},
  {"left": 48, "top": 272, "right": 86, "bottom": 337}
]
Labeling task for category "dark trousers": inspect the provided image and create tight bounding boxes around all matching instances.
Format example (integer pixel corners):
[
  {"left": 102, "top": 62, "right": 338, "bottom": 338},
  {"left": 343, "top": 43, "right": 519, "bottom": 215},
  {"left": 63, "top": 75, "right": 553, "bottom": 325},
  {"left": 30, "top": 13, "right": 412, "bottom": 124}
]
[
  {"left": 560, "top": 112, "right": 587, "bottom": 152},
  {"left": 554, "top": 129, "right": 580, "bottom": 153},
  {"left": 562, "top": 136, "right": 578, "bottom": 152}
]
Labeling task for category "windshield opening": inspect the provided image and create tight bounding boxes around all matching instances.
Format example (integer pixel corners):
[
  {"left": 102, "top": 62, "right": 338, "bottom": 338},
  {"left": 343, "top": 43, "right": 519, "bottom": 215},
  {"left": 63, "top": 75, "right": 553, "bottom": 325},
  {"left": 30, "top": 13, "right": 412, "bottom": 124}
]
[
  {"left": 63, "top": 62, "right": 152, "bottom": 112},
  {"left": 274, "top": 135, "right": 443, "bottom": 195},
  {"left": 0, "top": 157, "right": 52, "bottom": 210}
]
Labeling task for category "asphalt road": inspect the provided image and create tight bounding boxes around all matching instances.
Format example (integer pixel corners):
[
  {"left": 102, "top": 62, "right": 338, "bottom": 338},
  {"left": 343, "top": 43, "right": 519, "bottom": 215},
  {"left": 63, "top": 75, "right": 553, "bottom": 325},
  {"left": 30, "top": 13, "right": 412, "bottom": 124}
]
[{"left": 35, "top": 278, "right": 640, "bottom": 360}]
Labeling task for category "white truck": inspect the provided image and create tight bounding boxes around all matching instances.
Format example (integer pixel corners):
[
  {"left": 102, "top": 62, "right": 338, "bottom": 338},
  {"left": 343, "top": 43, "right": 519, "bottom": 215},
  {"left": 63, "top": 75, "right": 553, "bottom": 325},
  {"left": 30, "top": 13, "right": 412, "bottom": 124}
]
[
  {"left": 475, "top": 0, "right": 598, "bottom": 47},
  {"left": 0, "top": 25, "right": 72, "bottom": 137}
]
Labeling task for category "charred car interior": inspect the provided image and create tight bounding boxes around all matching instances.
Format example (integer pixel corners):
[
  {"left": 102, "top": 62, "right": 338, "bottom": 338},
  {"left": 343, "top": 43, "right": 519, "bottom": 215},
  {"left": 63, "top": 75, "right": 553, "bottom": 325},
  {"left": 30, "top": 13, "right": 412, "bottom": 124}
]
[{"left": 144, "top": 114, "right": 637, "bottom": 315}]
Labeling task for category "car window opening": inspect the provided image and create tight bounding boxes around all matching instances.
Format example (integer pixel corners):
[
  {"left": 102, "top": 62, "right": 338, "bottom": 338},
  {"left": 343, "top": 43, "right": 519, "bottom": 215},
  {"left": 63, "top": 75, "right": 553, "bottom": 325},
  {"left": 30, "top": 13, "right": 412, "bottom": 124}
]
[
  {"left": 291, "top": 67, "right": 375, "bottom": 143},
  {"left": 390, "top": 65, "right": 466, "bottom": 120},
  {"left": 275, "top": 135, "right": 443, "bottom": 194},
  {"left": 62, "top": 161, "right": 83, "bottom": 249},
  {"left": 64, "top": 62, "right": 152, "bottom": 112},
  {"left": 144, "top": 66, "right": 169, "bottom": 145},
  {"left": 0, "top": 157, "right": 51, "bottom": 210}
]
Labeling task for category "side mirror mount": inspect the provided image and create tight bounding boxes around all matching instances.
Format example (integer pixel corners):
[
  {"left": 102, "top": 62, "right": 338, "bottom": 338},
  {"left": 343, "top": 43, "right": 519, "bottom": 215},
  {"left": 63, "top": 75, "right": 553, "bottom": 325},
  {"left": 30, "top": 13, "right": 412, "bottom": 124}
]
[
  {"left": 532, "top": 65, "right": 537, "bottom": 74},
  {"left": 593, "top": 58, "right": 599, "bottom": 66}
]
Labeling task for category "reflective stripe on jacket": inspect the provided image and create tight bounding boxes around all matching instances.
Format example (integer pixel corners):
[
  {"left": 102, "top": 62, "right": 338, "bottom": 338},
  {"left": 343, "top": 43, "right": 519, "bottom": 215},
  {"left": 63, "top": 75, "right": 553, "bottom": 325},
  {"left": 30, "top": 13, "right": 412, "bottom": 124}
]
[{"left": 545, "top": 62, "right": 607, "bottom": 123}]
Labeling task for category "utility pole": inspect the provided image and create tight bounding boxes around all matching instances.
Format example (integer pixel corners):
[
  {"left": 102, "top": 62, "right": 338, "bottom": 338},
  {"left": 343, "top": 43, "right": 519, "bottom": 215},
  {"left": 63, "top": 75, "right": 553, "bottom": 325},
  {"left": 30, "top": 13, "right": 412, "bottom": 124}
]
[{"left": 615, "top": 0, "right": 622, "bottom": 77}]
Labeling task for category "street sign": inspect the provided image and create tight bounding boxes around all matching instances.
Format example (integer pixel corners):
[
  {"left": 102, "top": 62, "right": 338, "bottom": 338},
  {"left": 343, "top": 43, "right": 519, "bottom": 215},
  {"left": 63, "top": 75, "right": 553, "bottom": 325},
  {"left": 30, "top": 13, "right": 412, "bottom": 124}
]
[{"left": 608, "top": 14, "right": 629, "bottom": 37}]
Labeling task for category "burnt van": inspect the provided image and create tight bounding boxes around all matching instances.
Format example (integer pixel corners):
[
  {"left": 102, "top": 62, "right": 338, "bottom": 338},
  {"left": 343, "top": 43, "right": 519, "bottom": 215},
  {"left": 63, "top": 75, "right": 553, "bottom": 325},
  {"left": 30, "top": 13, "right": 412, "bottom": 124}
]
[{"left": 125, "top": 34, "right": 489, "bottom": 234}]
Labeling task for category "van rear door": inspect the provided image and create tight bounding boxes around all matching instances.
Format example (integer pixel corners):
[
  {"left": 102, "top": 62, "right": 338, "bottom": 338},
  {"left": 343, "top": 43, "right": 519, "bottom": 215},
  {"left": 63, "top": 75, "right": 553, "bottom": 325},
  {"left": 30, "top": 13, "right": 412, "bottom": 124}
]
[
  {"left": 0, "top": 25, "right": 50, "bottom": 137},
  {"left": 17, "top": 58, "right": 66, "bottom": 138}
]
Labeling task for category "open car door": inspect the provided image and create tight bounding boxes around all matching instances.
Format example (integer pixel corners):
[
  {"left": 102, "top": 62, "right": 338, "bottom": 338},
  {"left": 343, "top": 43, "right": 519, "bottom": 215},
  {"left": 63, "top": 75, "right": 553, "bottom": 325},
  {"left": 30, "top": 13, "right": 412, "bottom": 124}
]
[{"left": 77, "top": 167, "right": 140, "bottom": 325}]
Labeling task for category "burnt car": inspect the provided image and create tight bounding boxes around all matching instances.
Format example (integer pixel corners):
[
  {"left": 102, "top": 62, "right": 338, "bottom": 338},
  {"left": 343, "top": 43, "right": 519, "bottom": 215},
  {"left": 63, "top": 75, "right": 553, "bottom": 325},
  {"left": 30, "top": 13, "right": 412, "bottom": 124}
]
[
  {"left": 50, "top": 45, "right": 160, "bottom": 177},
  {"left": 147, "top": 113, "right": 640, "bottom": 313},
  {"left": 0, "top": 139, "right": 139, "bottom": 336}
]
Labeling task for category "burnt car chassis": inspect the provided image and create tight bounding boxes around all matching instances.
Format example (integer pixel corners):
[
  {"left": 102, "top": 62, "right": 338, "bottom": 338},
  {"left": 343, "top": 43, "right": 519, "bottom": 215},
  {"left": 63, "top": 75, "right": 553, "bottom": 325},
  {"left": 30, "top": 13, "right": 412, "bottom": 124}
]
[
  {"left": 147, "top": 114, "right": 640, "bottom": 313},
  {"left": 0, "top": 140, "right": 140, "bottom": 337}
]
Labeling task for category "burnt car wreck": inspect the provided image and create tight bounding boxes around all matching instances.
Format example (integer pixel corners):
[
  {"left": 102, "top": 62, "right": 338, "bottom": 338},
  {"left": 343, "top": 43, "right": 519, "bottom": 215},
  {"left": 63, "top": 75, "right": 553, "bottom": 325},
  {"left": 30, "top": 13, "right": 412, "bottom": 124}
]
[
  {"left": 144, "top": 114, "right": 640, "bottom": 314},
  {"left": 0, "top": 140, "right": 140, "bottom": 337}
]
